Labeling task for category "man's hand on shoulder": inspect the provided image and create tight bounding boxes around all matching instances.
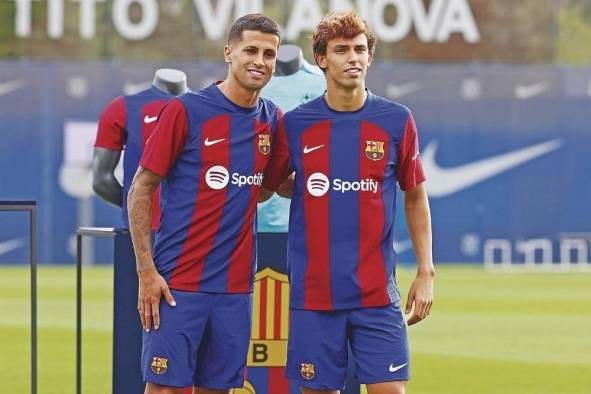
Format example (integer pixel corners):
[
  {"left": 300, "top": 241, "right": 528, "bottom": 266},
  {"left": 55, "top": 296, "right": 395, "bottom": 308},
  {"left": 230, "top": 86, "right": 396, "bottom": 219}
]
[{"left": 137, "top": 266, "right": 176, "bottom": 332}]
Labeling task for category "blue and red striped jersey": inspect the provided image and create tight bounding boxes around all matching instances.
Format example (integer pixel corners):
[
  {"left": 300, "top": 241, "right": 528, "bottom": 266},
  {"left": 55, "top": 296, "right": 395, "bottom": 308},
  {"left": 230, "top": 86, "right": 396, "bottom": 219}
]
[
  {"left": 264, "top": 92, "right": 425, "bottom": 310},
  {"left": 140, "top": 83, "right": 282, "bottom": 293},
  {"left": 95, "top": 86, "right": 171, "bottom": 230}
]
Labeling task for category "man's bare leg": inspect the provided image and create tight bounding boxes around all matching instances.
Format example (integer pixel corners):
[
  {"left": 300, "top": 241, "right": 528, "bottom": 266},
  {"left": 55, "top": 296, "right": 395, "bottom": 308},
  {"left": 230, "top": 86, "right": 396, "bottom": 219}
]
[
  {"left": 145, "top": 383, "right": 185, "bottom": 394},
  {"left": 366, "top": 381, "right": 407, "bottom": 394}
]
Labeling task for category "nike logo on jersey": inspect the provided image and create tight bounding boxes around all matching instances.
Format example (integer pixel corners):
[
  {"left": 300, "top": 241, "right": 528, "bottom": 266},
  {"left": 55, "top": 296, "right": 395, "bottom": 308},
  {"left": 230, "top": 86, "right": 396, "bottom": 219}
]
[
  {"left": 0, "top": 79, "right": 26, "bottom": 96},
  {"left": 421, "top": 139, "right": 563, "bottom": 198},
  {"left": 515, "top": 81, "right": 548, "bottom": 100},
  {"left": 389, "top": 363, "right": 407, "bottom": 373},
  {"left": 303, "top": 145, "right": 324, "bottom": 154},
  {"left": 144, "top": 115, "right": 158, "bottom": 124},
  {"left": 204, "top": 137, "right": 225, "bottom": 146}
]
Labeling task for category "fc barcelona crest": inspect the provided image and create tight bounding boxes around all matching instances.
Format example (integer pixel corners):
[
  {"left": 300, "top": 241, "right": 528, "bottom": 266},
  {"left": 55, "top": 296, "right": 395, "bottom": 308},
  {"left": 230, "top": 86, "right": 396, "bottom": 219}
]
[
  {"left": 258, "top": 134, "right": 271, "bottom": 155},
  {"left": 301, "top": 363, "right": 315, "bottom": 380},
  {"left": 151, "top": 356, "right": 168, "bottom": 375},
  {"left": 365, "top": 140, "right": 385, "bottom": 161}
]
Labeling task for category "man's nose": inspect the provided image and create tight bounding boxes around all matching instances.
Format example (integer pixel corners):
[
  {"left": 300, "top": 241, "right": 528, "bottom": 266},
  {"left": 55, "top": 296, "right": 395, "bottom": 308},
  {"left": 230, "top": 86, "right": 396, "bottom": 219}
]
[
  {"left": 253, "top": 52, "right": 265, "bottom": 66},
  {"left": 348, "top": 50, "right": 359, "bottom": 63}
]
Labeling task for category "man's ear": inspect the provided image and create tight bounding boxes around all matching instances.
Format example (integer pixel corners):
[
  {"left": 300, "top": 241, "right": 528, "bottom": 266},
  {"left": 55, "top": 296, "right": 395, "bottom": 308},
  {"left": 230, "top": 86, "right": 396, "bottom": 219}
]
[
  {"left": 224, "top": 45, "right": 232, "bottom": 64},
  {"left": 314, "top": 53, "right": 327, "bottom": 71}
]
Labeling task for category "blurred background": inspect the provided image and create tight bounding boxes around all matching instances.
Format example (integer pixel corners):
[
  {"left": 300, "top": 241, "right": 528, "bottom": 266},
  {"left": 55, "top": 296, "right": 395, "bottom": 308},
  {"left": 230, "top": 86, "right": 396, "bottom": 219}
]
[{"left": 1, "top": 1, "right": 590, "bottom": 393}]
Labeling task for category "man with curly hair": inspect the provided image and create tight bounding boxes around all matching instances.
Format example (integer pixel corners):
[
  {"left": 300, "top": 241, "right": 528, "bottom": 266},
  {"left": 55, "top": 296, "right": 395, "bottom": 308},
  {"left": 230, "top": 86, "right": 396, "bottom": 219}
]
[{"left": 263, "top": 11, "right": 435, "bottom": 394}]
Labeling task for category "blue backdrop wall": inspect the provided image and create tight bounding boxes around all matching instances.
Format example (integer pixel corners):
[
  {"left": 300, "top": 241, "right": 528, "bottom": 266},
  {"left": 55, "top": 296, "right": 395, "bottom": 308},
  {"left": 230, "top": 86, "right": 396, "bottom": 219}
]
[{"left": 0, "top": 61, "right": 589, "bottom": 264}]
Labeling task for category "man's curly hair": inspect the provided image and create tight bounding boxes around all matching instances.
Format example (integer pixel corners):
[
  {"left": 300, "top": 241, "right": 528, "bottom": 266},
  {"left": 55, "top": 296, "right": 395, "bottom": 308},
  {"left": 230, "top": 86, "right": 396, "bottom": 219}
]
[{"left": 312, "top": 11, "right": 376, "bottom": 58}]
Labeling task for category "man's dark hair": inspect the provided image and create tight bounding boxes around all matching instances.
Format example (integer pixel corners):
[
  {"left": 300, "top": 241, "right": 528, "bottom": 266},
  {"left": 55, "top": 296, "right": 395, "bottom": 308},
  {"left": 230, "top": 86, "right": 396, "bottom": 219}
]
[{"left": 227, "top": 13, "right": 282, "bottom": 45}]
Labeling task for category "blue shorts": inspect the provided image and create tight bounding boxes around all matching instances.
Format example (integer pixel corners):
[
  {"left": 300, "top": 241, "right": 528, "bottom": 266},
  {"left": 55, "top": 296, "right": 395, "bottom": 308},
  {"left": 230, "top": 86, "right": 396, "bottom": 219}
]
[
  {"left": 141, "top": 290, "right": 252, "bottom": 389},
  {"left": 286, "top": 302, "right": 410, "bottom": 390}
]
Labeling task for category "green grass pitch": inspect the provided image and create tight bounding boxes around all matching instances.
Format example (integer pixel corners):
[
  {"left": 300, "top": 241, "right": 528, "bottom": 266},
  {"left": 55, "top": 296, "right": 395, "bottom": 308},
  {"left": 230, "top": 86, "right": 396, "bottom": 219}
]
[{"left": 1, "top": 265, "right": 590, "bottom": 394}]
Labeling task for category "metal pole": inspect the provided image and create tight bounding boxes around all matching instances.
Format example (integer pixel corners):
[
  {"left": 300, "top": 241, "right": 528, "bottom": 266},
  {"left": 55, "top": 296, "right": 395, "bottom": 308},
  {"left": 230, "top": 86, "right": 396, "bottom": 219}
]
[
  {"left": 30, "top": 205, "right": 37, "bottom": 394},
  {"left": 0, "top": 201, "right": 38, "bottom": 394},
  {"left": 76, "top": 234, "right": 82, "bottom": 394},
  {"left": 75, "top": 227, "right": 117, "bottom": 394}
]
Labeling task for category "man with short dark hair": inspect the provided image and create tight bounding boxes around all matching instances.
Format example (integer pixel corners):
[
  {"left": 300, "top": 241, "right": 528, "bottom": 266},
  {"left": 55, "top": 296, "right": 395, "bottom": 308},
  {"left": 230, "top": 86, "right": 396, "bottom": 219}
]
[
  {"left": 264, "top": 12, "right": 434, "bottom": 394},
  {"left": 128, "top": 13, "right": 282, "bottom": 394}
]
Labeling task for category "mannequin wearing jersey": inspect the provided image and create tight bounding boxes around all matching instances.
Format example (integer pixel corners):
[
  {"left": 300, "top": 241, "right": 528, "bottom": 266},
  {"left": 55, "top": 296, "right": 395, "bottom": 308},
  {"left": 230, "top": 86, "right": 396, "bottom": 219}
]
[
  {"left": 93, "top": 68, "right": 189, "bottom": 394},
  {"left": 93, "top": 68, "right": 189, "bottom": 211}
]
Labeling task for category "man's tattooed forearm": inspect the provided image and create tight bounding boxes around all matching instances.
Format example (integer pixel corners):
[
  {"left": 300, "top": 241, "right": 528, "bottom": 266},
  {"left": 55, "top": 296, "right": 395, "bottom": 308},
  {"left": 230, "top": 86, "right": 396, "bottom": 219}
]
[{"left": 128, "top": 183, "right": 155, "bottom": 273}]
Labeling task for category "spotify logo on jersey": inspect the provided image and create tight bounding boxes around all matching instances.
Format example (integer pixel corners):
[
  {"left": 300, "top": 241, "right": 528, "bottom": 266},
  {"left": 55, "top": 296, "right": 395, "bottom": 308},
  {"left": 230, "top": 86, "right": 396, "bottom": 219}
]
[
  {"left": 306, "top": 172, "right": 380, "bottom": 197},
  {"left": 205, "top": 165, "right": 229, "bottom": 190},
  {"left": 307, "top": 172, "right": 330, "bottom": 197},
  {"left": 205, "top": 166, "right": 264, "bottom": 190}
]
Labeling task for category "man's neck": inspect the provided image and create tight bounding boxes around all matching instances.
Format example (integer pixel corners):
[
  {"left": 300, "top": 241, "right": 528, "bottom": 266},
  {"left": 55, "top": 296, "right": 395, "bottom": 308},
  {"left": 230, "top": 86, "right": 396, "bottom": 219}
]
[
  {"left": 217, "top": 77, "right": 259, "bottom": 108},
  {"left": 324, "top": 81, "right": 367, "bottom": 112}
]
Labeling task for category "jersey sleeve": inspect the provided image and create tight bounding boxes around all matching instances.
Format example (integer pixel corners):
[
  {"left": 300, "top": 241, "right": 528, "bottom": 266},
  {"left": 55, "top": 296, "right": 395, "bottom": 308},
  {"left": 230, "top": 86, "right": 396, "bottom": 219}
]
[
  {"left": 263, "top": 110, "right": 291, "bottom": 191},
  {"left": 95, "top": 96, "right": 126, "bottom": 150},
  {"left": 396, "top": 112, "right": 426, "bottom": 190},
  {"left": 140, "top": 98, "right": 189, "bottom": 177}
]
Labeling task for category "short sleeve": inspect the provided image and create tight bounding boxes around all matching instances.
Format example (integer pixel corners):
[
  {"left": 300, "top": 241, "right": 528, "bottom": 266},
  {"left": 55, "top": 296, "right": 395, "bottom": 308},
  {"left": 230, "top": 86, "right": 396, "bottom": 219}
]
[
  {"left": 95, "top": 96, "right": 126, "bottom": 150},
  {"left": 263, "top": 110, "right": 291, "bottom": 191},
  {"left": 397, "top": 112, "right": 426, "bottom": 190},
  {"left": 140, "top": 98, "right": 189, "bottom": 177}
]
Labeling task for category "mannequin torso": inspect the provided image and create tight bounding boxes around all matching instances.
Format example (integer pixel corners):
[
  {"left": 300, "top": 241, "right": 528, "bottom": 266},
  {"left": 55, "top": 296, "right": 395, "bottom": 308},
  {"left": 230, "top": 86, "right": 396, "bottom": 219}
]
[{"left": 93, "top": 69, "right": 189, "bottom": 228}]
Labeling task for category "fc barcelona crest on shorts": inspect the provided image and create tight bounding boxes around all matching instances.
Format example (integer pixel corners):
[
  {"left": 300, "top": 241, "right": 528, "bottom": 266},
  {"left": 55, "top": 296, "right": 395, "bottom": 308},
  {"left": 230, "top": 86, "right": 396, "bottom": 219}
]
[
  {"left": 258, "top": 134, "right": 271, "bottom": 155},
  {"left": 301, "top": 363, "right": 315, "bottom": 380},
  {"left": 151, "top": 356, "right": 168, "bottom": 375},
  {"left": 365, "top": 140, "right": 385, "bottom": 161}
]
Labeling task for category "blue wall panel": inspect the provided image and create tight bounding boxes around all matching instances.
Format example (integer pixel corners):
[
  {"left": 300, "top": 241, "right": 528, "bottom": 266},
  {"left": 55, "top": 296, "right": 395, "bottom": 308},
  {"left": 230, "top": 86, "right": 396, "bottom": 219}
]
[{"left": 0, "top": 62, "right": 589, "bottom": 264}]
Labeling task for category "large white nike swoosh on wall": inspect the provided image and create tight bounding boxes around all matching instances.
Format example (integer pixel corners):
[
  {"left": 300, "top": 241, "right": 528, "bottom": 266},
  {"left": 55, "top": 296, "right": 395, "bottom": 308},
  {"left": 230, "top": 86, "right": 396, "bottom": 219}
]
[
  {"left": 0, "top": 79, "right": 26, "bottom": 96},
  {"left": 422, "top": 139, "right": 563, "bottom": 198},
  {"left": 0, "top": 237, "right": 26, "bottom": 256}
]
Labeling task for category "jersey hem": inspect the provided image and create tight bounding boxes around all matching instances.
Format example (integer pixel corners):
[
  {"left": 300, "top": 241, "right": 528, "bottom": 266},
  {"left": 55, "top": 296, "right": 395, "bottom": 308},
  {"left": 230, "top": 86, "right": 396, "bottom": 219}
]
[
  {"left": 167, "top": 286, "right": 254, "bottom": 295},
  {"left": 289, "top": 300, "right": 395, "bottom": 311}
]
